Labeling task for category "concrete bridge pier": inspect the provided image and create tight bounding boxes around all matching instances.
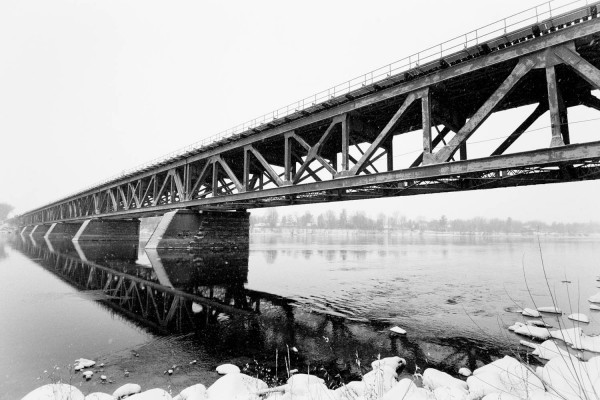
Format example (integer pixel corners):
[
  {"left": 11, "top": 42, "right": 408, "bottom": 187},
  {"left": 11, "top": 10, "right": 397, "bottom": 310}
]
[
  {"left": 145, "top": 209, "right": 249, "bottom": 250},
  {"left": 20, "top": 226, "right": 34, "bottom": 237},
  {"left": 72, "top": 219, "right": 140, "bottom": 242},
  {"left": 29, "top": 224, "right": 52, "bottom": 237},
  {"left": 44, "top": 222, "right": 84, "bottom": 240}
]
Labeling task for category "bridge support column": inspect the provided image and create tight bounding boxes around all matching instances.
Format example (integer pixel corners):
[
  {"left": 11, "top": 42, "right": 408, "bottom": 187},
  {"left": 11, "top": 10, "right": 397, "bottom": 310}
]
[
  {"left": 20, "top": 226, "right": 34, "bottom": 237},
  {"left": 45, "top": 222, "right": 84, "bottom": 240},
  {"left": 30, "top": 224, "right": 51, "bottom": 237},
  {"left": 72, "top": 219, "right": 140, "bottom": 242},
  {"left": 145, "top": 209, "right": 249, "bottom": 250}
]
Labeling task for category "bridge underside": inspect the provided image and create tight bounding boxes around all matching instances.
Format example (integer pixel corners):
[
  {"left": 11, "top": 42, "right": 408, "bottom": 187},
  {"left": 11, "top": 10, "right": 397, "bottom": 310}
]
[{"left": 14, "top": 7, "right": 600, "bottom": 226}]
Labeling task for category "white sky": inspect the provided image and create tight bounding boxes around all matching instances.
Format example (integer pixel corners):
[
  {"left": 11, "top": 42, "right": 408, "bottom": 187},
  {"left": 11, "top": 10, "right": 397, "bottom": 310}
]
[{"left": 1, "top": 0, "right": 599, "bottom": 222}]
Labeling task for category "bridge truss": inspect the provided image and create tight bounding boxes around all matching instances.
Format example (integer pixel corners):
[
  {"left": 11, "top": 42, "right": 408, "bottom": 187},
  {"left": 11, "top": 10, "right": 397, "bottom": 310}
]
[{"left": 16, "top": 3, "right": 600, "bottom": 225}]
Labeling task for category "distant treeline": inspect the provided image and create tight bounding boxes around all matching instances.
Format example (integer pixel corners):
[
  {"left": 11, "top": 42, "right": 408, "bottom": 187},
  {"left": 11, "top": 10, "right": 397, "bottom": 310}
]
[{"left": 250, "top": 209, "right": 600, "bottom": 235}]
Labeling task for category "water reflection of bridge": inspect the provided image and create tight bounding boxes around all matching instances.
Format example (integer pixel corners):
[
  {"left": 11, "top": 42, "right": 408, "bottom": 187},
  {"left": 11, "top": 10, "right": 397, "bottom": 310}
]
[{"left": 9, "top": 235, "right": 509, "bottom": 376}]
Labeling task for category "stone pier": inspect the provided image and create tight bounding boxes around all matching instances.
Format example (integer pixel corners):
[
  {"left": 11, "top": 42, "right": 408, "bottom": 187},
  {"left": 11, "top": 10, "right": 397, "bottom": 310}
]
[
  {"left": 29, "top": 224, "right": 51, "bottom": 237},
  {"left": 72, "top": 219, "right": 140, "bottom": 242},
  {"left": 44, "top": 222, "right": 84, "bottom": 240},
  {"left": 145, "top": 209, "right": 249, "bottom": 250}
]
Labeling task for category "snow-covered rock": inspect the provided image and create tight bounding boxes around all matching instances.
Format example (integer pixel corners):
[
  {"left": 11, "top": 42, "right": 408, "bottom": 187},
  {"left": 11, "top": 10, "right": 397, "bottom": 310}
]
[
  {"left": 433, "top": 385, "right": 467, "bottom": 400},
  {"left": 458, "top": 367, "right": 471, "bottom": 377},
  {"left": 127, "top": 389, "right": 172, "bottom": 400},
  {"left": 480, "top": 394, "right": 522, "bottom": 400},
  {"left": 590, "top": 304, "right": 600, "bottom": 311},
  {"left": 549, "top": 327, "right": 583, "bottom": 347},
  {"left": 362, "top": 365, "right": 398, "bottom": 399},
  {"left": 371, "top": 356, "right": 405, "bottom": 371},
  {"left": 286, "top": 374, "right": 335, "bottom": 399},
  {"left": 74, "top": 358, "right": 96, "bottom": 371},
  {"left": 381, "top": 379, "right": 417, "bottom": 400},
  {"left": 568, "top": 313, "right": 590, "bottom": 323},
  {"left": 84, "top": 393, "right": 115, "bottom": 400},
  {"left": 207, "top": 373, "right": 267, "bottom": 400},
  {"left": 532, "top": 340, "right": 579, "bottom": 360},
  {"left": 82, "top": 371, "right": 93, "bottom": 380},
  {"left": 112, "top": 383, "right": 142, "bottom": 399},
  {"left": 468, "top": 356, "right": 523, "bottom": 399},
  {"left": 522, "top": 308, "right": 541, "bottom": 317},
  {"left": 22, "top": 384, "right": 85, "bottom": 400},
  {"left": 216, "top": 363, "right": 240, "bottom": 375},
  {"left": 537, "top": 306, "right": 562, "bottom": 314},
  {"left": 520, "top": 340, "right": 537, "bottom": 349},
  {"left": 511, "top": 323, "right": 551, "bottom": 340},
  {"left": 390, "top": 326, "right": 406, "bottom": 335},
  {"left": 422, "top": 368, "right": 467, "bottom": 393},
  {"left": 173, "top": 384, "right": 206, "bottom": 400},
  {"left": 526, "top": 319, "right": 551, "bottom": 328},
  {"left": 589, "top": 292, "right": 600, "bottom": 304},
  {"left": 498, "top": 360, "right": 544, "bottom": 398},
  {"left": 539, "top": 354, "right": 600, "bottom": 399}
]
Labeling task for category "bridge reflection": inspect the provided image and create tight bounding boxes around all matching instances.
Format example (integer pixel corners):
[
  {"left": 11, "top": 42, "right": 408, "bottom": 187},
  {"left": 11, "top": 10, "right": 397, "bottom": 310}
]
[{"left": 8, "top": 235, "right": 510, "bottom": 377}]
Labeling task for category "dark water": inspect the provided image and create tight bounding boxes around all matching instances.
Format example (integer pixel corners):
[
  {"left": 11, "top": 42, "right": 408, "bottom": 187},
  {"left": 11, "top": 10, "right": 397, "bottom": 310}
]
[{"left": 1, "top": 231, "right": 599, "bottom": 398}]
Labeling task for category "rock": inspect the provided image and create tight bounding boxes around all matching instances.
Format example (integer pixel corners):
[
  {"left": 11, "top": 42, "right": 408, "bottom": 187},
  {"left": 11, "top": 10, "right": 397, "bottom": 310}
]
[
  {"left": 526, "top": 319, "right": 551, "bottom": 327},
  {"left": 216, "top": 363, "right": 240, "bottom": 375},
  {"left": 112, "top": 383, "right": 142, "bottom": 399},
  {"left": 522, "top": 308, "right": 541, "bottom": 317},
  {"left": 433, "top": 385, "right": 467, "bottom": 400},
  {"left": 549, "top": 327, "right": 583, "bottom": 347},
  {"left": 539, "top": 354, "right": 600, "bottom": 399},
  {"left": 458, "top": 367, "right": 471, "bottom": 377},
  {"left": 74, "top": 358, "right": 96, "bottom": 371},
  {"left": 167, "top": 369, "right": 173, "bottom": 375},
  {"left": 83, "top": 370, "right": 94, "bottom": 380},
  {"left": 174, "top": 384, "right": 206, "bottom": 400},
  {"left": 127, "top": 389, "right": 172, "bottom": 400},
  {"left": 22, "top": 383, "right": 85, "bottom": 400},
  {"left": 286, "top": 376, "right": 336, "bottom": 399},
  {"left": 519, "top": 340, "right": 537, "bottom": 349},
  {"left": 532, "top": 339, "right": 579, "bottom": 360},
  {"left": 85, "top": 394, "right": 115, "bottom": 400},
  {"left": 362, "top": 365, "right": 398, "bottom": 398},
  {"left": 481, "top": 393, "right": 522, "bottom": 400},
  {"left": 568, "top": 313, "right": 590, "bottom": 323},
  {"left": 207, "top": 373, "right": 267, "bottom": 400},
  {"left": 389, "top": 326, "right": 406, "bottom": 335},
  {"left": 101, "top": 375, "right": 107, "bottom": 381},
  {"left": 498, "top": 359, "right": 545, "bottom": 398},
  {"left": 422, "top": 368, "right": 468, "bottom": 393},
  {"left": 589, "top": 292, "right": 600, "bottom": 304},
  {"left": 537, "top": 306, "right": 562, "bottom": 314},
  {"left": 371, "top": 356, "right": 406, "bottom": 371},
  {"left": 191, "top": 302, "right": 203, "bottom": 313},
  {"left": 381, "top": 379, "right": 417, "bottom": 400},
  {"left": 512, "top": 324, "right": 551, "bottom": 340},
  {"left": 590, "top": 304, "right": 600, "bottom": 311}
]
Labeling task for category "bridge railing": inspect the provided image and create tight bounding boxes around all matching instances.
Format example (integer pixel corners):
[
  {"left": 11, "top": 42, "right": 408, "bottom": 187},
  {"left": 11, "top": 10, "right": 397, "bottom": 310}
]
[{"left": 19, "top": 0, "right": 599, "bottom": 217}]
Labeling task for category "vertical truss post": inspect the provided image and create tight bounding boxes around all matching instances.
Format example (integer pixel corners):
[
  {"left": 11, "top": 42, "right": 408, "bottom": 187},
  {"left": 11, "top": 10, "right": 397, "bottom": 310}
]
[
  {"left": 422, "top": 88, "right": 434, "bottom": 165},
  {"left": 243, "top": 147, "right": 250, "bottom": 192},
  {"left": 341, "top": 115, "right": 350, "bottom": 172},
  {"left": 212, "top": 159, "right": 218, "bottom": 196},
  {"left": 460, "top": 143, "right": 467, "bottom": 160},
  {"left": 183, "top": 164, "right": 191, "bottom": 201},
  {"left": 546, "top": 65, "right": 568, "bottom": 147},
  {"left": 284, "top": 133, "right": 293, "bottom": 184}
]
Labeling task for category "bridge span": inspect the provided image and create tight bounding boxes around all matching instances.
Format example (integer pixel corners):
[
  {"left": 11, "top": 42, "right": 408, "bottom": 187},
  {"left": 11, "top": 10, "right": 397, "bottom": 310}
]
[{"left": 9, "top": 1, "right": 600, "bottom": 247}]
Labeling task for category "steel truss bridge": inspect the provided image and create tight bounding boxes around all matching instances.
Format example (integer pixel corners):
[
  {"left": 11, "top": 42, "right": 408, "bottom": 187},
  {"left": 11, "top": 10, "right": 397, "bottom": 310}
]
[{"left": 14, "top": 2, "right": 600, "bottom": 226}]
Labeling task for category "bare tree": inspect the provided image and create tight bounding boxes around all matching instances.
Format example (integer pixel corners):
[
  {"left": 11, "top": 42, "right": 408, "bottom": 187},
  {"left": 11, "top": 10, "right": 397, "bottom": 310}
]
[{"left": 0, "top": 203, "right": 14, "bottom": 221}]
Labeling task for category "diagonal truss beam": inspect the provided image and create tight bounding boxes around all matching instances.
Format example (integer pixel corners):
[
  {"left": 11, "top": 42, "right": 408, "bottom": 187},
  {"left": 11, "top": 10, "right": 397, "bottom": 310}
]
[
  {"left": 245, "top": 145, "right": 284, "bottom": 188},
  {"left": 345, "top": 90, "right": 424, "bottom": 176},
  {"left": 215, "top": 155, "right": 243, "bottom": 192},
  {"left": 554, "top": 45, "right": 600, "bottom": 90},
  {"left": 491, "top": 102, "right": 548, "bottom": 156},
  {"left": 433, "top": 58, "right": 535, "bottom": 163}
]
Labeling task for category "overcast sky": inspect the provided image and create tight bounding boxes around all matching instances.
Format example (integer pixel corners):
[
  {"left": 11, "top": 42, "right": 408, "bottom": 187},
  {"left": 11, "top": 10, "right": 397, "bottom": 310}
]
[{"left": 1, "top": 0, "right": 599, "bottom": 222}]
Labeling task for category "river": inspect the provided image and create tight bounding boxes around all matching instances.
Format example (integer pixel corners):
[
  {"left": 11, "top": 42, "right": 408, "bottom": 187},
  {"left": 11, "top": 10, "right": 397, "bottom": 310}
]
[{"left": 1, "top": 230, "right": 599, "bottom": 399}]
